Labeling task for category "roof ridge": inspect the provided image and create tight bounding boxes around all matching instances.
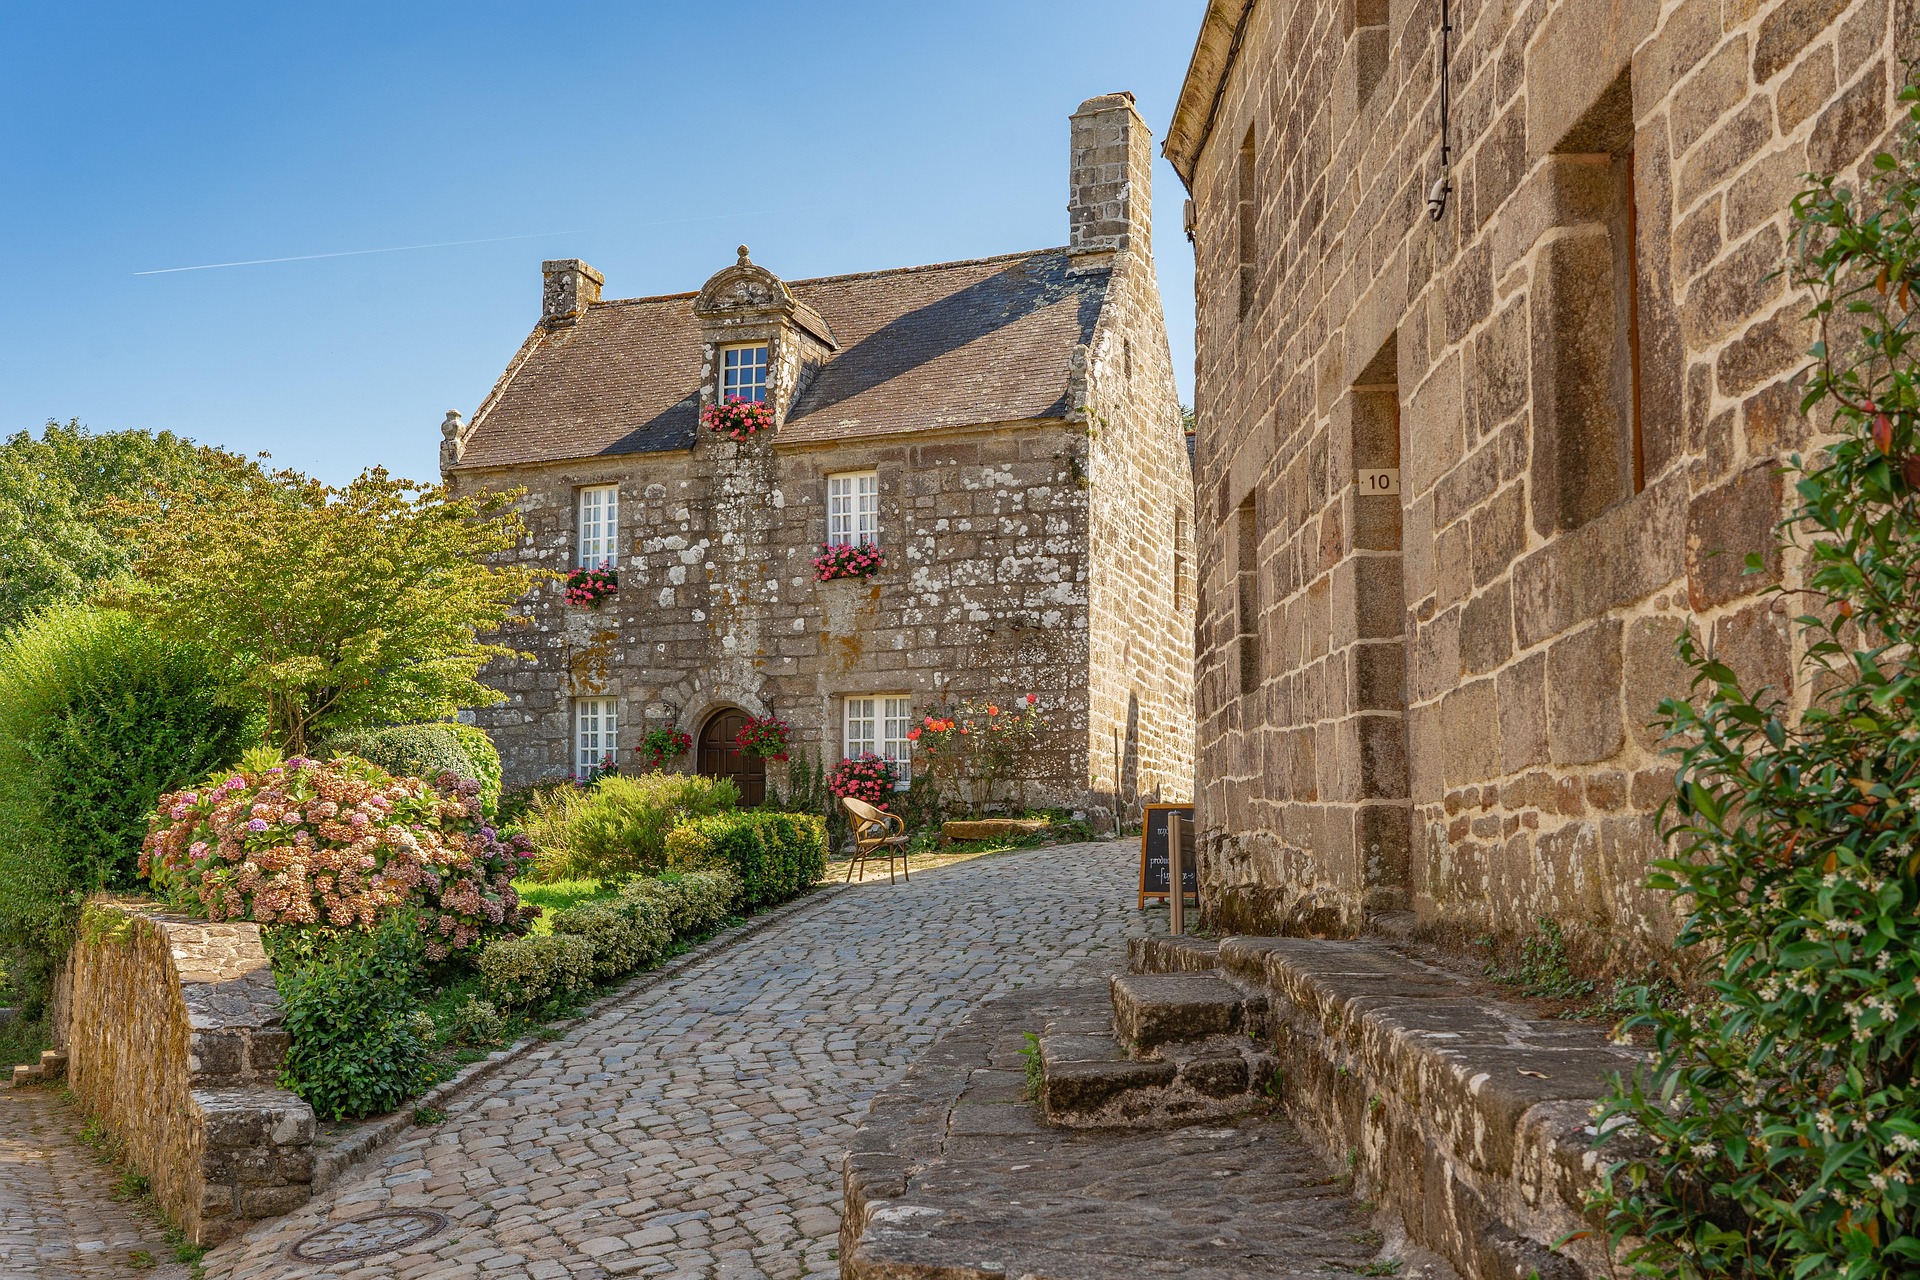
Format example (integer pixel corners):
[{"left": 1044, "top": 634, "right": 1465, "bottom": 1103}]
[
  {"left": 588, "top": 247, "right": 1071, "bottom": 308},
  {"left": 788, "top": 246, "right": 1067, "bottom": 287}
]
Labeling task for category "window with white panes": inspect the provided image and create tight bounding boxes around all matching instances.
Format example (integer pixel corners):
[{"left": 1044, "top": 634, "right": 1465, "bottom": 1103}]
[
  {"left": 826, "top": 471, "right": 879, "bottom": 548},
  {"left": 574, "top": 697, "right": 618, "bottom": 777},
  {"left": 844, "top": 694, "right": 913, "bottom": 788},
  {"left": 576, "top": 484, "right": 619, "bottom": 568},
  {"left": 720, "top": 345, "right": 769, "bottom": 404}
]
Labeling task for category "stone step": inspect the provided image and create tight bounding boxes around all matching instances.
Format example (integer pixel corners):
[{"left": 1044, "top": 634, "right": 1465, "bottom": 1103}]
[
  {"left": 38, "top": 1049, "right": 68, "bottom": 1080},
  {"left": 1128, "top": 934, "right": 1221, "bottom": 974},
  {"left": 1110, "top": 970, "right": 1263, "bottom": 1052},
  {"left": 1038, "top": 1032, "right": 1177, "bottom": 1120}
]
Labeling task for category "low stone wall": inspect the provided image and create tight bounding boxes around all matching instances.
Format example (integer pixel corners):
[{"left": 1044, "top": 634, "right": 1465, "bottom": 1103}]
[
  {"left": 62, "top": 898, "right": 314, "bottom": 1244},
  {"left": 1133, "top": 935, "right": 1639, "bottom": 1280}
]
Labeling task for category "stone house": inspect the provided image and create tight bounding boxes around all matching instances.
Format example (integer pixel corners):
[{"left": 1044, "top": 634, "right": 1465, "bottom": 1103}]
[
  {"left": 1167, "top": 0, "right": 1914, "bottom": 959},
  {"left": 441, "top": 94, "right": 1194, "bottom": 828}
]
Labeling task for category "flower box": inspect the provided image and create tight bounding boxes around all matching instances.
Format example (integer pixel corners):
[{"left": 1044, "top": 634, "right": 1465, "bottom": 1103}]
[
  {"left": 814, "top": 541, "right": 884, "bottom": 582},
  {"left": 565, "top": 565, "right": 618, "bottom": 608},
  {"left": 702, "top": 396, "right": 774, "bottom": 440}
]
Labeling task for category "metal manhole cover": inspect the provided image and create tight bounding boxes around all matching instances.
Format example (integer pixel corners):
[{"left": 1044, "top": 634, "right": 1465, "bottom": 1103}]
[{"left": 288, "top": 1208, "right": 450, "bottom": 1262}]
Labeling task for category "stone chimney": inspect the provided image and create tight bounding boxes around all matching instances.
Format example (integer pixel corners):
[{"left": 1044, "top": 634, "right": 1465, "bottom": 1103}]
[
  {"left": 541, "top": 258, "right": 604, "bottom": 327},
  {"left": 1068, "top": 92, "right": 1153, "bottom": 261}
]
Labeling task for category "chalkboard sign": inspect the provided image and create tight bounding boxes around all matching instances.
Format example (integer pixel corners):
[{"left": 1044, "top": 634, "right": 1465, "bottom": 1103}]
[{"left": 1138, "top": 803, "right": 1198, "bottom": 908}]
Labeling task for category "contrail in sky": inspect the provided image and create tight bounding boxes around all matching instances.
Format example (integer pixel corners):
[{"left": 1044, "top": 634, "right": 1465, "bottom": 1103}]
[
  {"left": 135, "top": 231, "right": 576, "bottom": 275},
  {"left": 135, "top": 207, "right": 830, "bottom": 276}
]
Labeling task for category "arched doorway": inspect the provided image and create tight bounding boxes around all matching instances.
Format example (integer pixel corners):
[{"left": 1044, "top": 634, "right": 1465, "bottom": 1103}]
[{"left": 697, "top": 708, "right": 765, "bottom": 805}]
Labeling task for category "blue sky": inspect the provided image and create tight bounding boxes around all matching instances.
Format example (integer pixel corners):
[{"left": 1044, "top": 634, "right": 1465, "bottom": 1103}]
[{"left": 1, "top": 2, "right": 1203, "bottom": 485}]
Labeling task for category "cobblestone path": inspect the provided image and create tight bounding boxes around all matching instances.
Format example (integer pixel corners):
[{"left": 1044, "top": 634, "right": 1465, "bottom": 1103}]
[
  {"left": 209, "top": 840, "right": 1148, "bottom": 1280},
  {"left": 0, "top": 1082, "right": 191, "bottom": 1280}
]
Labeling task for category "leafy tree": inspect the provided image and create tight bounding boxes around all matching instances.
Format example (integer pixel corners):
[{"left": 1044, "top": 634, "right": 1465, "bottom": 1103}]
[
  {"left": 0, "top": 420, "right": 230, "bottom": 632},
  {"left": 1593, "top": 80, "right": 1920, "bottom": 1278},
  {"left": 107, "top": 459, "right": 539, "bottom": 754}
]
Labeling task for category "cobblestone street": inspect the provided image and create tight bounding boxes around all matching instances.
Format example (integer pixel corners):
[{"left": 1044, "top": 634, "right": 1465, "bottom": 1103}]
[
  {"left": 207, "top": 840, "right": 1148, "bottom": 1279},
  {"left": 0, "top": 1083, "right": 190, "bottom": 1280}
]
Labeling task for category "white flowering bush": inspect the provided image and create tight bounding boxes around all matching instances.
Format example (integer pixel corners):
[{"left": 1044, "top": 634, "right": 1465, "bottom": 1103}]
[{"left": 1592, "top": 82, "right": 1920, "bottom": 1278}]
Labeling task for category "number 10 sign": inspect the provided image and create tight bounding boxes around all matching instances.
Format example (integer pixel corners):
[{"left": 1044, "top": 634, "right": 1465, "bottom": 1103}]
[{"left": 1357, "top": 468, "right": 1401, "bottom": 496}]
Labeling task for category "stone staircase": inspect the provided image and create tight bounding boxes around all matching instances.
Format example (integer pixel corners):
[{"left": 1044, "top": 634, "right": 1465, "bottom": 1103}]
[
  {"left": 10, "top": 1048, "right": 68, "bottom": 1088},
  {"left": 1037, "top": 964, "right": 1276, "bottom": 1128}
]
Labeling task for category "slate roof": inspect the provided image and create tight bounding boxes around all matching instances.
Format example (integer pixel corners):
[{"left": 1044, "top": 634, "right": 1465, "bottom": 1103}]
[{"left": 456, "top": 248, "right": 1108, "bottom": 470}]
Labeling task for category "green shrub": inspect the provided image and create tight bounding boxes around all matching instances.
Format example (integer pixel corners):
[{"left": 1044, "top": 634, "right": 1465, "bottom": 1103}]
[
  {"left": 450, "top": 995, "right": 507, "bottom": 1047},
  {"left": 620, "top": 868, "right": 741, "bottom": 938},
  {"left": 1591, "top": 80, "right": 1920, "bottom": 1279},
  {"left": 276, "top": 915, "right": 434, "bottom": 1121},
  {"left": 664, "top": 811, "right": 825, "bottom": 910},
  {"left": 0, "top": 605, "right": 261, "bottom": 997},
  {"left": 531, "top": 773, "right": 738, "bottom": 882},
  {"left": 549, "top": 897, "right": 669, "bottom": 980},
  {"left": 325, "top": 723, "right": 501, "bottom": 815},
  {"left": 477, "top": 933, "right": 595, "bottom": 1010}
]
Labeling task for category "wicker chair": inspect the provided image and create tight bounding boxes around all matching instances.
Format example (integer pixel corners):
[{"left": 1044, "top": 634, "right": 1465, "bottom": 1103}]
[{"left": 841, "top": 796, "right": 911, "bottom": 884}]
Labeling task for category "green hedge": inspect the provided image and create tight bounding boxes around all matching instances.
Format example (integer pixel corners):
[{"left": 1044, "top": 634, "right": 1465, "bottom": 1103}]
[
  {"left": 326, "top": 722, "right": 501, "bottom": 814},
  {"left": 549, "top": 897, "right": 670, "bottom": 981},
  {"left": 664, "top": 811, "right": 826, "bottom": 910},
  {"left": 620, "top": 869, "right": 740, "bottom": 938},
  {"left": 478, "top": 868, "right": 741, "bottom": 1012},
  {"left": 0, "top": 606, "right": 261, "bottom": 1002},
  {"left": 478, "top": 933, "right": 595, "bottom": 1010}
]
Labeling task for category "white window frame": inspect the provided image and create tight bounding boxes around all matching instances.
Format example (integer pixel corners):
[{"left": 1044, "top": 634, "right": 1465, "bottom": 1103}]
[
  {"left": 574, "top": 696, "right": 618, "bottom": 777},
  {"left": 844, "top": 694, "right": 913, "bottom": 789},
  {"left": 826, "top": 470, "right": 880, "bottom": 548},
  {"left": 576, "top": 484, "right": 619, "bottom": 569},
  {"left": 720, "top": 344, "right": 769, "bottom": 404}
]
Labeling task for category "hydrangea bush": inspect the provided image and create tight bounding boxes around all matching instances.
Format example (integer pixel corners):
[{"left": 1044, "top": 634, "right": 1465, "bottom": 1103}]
[
  {"left": 1591, "top": 81, "right": 1920, "bottom": 1279},
  {"left": 141, "top": 755, "right": 534, "bottom": 960}
]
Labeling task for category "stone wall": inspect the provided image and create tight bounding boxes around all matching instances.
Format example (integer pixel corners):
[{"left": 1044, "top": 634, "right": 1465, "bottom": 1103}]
[
  {"left": 454, "top": 419, "right": 1109, "bottom": 813},
  {"left": 1172, "top": 0, "right": 1916, "bottom": 962},
  {"left": 1082, "top": 99, "right": 1201, "bottom": 823},
  {"left": 62, "top": 899, "right": 314, "bottom": 1244}
]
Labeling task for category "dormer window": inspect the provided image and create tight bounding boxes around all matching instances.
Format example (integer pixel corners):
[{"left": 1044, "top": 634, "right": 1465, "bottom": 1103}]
[{"left": 721, "top": 344, "right": 769, "bottom": 404}]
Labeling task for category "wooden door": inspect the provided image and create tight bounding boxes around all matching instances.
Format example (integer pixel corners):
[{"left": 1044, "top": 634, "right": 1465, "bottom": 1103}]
[{"left": 697, "top": 709, "right": 765, "bottom": 806}]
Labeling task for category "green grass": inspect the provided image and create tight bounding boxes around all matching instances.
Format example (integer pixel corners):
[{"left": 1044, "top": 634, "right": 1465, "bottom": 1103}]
[{"left": 512, "top": 877, "right": 614, "bottom": 935}]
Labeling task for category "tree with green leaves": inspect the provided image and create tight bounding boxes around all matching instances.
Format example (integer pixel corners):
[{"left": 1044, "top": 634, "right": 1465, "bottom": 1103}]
[
  {"left": 106, "top": 459, "right": 541, "bottom": 754},
  {"left": 1593, "top": 79, "right": 1920, "bottom": 1278},
  {"left": 0, "top": 419, "right": 231, "bottom": 632}
]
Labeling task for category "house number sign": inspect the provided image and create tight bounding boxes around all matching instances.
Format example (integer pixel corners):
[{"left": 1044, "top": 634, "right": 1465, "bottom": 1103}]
[{"left": 1357, "top": 468, "right": 1401, "bottom": 495}]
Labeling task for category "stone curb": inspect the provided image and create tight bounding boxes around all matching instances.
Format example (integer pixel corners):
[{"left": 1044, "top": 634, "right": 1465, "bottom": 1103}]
[{"left": 311, "top": 878, "right": 859, "bottom": 1192}]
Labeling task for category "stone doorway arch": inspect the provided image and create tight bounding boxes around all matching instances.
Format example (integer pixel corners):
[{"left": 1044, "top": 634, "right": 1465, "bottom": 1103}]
[{"left": 697, "top": 708, "right": 765, "bottom": 806}]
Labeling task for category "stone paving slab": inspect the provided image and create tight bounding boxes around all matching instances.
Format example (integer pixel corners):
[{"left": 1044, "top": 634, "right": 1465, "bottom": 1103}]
[
  {"left": 842, "top": 985, "right": 1433, "bottom": 1280},
  {"left": 0, "top": 1083, "right": 191, "bottom": 1280},
  {"left": 202, "top": 840, "right": 1150, "bottom": 1279}
]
